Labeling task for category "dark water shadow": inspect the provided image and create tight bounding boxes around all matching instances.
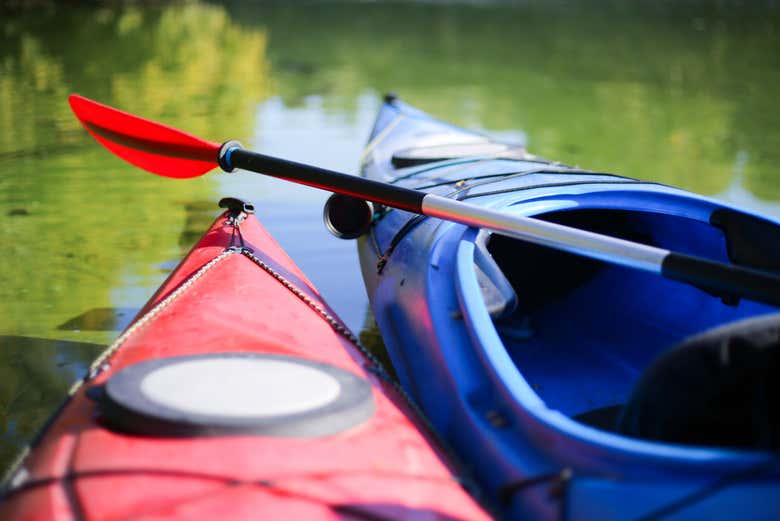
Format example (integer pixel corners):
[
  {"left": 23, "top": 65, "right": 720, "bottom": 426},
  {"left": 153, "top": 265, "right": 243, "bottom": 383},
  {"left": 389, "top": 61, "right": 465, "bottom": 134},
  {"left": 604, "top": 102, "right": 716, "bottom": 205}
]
[
  {"left": 179, "top": 200, "right": 221, "bottom": 249},
  {"left": 57, "top": 307, "right": 139, "bottom": 332},
  {"left": 359, "top": 309, "right": 398, "bottom": 382},
  {"left": 0, "top": 336, "right": 104, "bottom": 468}
]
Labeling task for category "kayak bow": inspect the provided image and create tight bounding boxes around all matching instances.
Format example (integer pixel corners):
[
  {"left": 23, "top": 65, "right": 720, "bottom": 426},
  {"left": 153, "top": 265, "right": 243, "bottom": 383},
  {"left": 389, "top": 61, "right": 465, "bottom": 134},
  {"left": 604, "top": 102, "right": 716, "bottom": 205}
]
[{"left": 0, "top": 199, "right": 491, "bottom": 520}]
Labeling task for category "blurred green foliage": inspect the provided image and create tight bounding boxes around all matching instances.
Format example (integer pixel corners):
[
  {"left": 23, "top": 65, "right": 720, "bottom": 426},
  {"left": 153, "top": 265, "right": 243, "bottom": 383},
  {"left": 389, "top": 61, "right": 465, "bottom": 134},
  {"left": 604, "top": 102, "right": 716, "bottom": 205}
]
[{"left": 226, "top": 1, "right": 779, "bottom": 196}]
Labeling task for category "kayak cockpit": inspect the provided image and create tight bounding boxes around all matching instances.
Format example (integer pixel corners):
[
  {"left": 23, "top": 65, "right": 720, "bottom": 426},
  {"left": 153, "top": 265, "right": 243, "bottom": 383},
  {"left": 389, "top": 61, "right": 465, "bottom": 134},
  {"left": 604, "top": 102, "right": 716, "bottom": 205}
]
[{"left": 471, "top": 201, "right": 780, "bottom": 449}]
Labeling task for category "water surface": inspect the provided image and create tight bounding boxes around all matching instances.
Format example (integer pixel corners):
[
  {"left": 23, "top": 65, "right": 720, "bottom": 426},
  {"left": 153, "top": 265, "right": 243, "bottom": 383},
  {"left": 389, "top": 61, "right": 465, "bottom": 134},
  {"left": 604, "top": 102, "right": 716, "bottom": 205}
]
[{"left": 1, "top": 0, "right": 779, "bottom": 468}]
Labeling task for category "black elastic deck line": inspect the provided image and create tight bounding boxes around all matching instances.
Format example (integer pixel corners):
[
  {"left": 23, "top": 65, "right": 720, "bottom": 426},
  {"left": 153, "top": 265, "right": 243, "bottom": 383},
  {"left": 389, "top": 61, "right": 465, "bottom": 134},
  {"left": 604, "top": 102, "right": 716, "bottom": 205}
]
[
  {"left": 374, "top": 214, "right": 428, "bottom": 274},
  {"left": 456, "top": 179, "right": 654, "bottom": 202},
  {"left": 425, "top": 170, "right": 636, "bottom": 197},
  {"left": 7, "top": 466, "right": 477, "bottom": 521},
  {"left": 387, "top": 155, "right": 561, "bottom": 185},
  {"left": 410, "top": 168, "right": 617, "bottom": 191}
]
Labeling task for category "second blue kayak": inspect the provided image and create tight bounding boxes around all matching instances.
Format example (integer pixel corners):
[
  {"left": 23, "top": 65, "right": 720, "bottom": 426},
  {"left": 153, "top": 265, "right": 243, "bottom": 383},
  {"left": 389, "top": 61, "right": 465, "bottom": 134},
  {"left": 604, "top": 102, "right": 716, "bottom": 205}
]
[{"left": 355, "top": 96, "right": 780, "bottom": 520}]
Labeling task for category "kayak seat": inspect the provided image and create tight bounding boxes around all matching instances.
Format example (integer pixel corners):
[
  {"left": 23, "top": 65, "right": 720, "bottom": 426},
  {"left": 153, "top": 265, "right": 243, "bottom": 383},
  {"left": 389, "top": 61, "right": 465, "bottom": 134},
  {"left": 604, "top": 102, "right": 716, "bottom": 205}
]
[
  {"left": 617, "top": 312, "right": 780, "bottom": 450},
  {"left": 483, "top": 206, "right": 776, "bottom": 422}
]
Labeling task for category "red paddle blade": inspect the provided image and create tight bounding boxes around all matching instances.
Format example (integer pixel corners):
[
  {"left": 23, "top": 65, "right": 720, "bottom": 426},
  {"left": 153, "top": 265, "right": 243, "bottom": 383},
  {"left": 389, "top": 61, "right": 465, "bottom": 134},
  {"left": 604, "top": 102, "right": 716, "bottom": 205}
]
[{"left": 68, "top": 94, "right": 221, "bottom": 178}]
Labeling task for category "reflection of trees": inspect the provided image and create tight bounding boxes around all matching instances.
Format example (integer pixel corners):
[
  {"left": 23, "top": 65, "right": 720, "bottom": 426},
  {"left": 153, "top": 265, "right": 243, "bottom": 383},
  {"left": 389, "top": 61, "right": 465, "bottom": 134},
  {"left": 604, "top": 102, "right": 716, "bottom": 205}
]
[
  {"left": 0, "top": 3, "right": 270, "bottom": 333},
  {"left": 0, "top": 2, "right": 271, "bottom": 331},
  {"left": 222, "top": 1, "right": 779, "bottom": 196},
  {"left": 0, "top": 3, "right": 271, "bottom": 468},
  {"left": 1, "top": 3, "right": 270, "bottom": 154}
]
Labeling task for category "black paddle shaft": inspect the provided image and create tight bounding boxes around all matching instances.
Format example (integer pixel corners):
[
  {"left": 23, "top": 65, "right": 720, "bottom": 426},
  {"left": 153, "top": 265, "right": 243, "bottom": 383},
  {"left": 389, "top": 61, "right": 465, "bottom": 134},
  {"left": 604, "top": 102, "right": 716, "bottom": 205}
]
[
  {"left": 662, "top": 253, "right": 780, "bottom": 307},
  {"left": 224, "top": 147, "right": 425, "bottom": 213}
]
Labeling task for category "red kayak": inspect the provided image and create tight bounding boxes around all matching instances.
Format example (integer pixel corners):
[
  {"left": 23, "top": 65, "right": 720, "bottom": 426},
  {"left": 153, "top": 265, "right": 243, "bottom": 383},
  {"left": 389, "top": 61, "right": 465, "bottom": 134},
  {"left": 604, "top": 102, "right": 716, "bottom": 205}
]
[{"left": 0, "top": 198, "right": 490, "bottom": 520}]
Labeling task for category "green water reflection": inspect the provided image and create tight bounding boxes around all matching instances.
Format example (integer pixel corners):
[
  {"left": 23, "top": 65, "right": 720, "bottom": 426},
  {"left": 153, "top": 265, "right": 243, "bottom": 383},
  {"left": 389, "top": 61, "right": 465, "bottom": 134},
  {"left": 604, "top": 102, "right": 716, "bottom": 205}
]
[
  {"left": 1, "top": 0, "right": 779, "bottom": 469},
  {"left": 239, "top": 1, "right": 780, "bottom": 196},
  {"left": 0, "top": 2, "right": 269, "bottom": 466}
]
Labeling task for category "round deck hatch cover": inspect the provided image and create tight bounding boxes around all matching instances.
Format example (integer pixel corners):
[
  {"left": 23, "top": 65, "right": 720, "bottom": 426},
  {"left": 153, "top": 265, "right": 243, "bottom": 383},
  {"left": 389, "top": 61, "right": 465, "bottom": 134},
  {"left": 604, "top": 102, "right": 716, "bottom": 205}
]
[{"left": 99, "top": 353, "right": 375, "bottom": 437}]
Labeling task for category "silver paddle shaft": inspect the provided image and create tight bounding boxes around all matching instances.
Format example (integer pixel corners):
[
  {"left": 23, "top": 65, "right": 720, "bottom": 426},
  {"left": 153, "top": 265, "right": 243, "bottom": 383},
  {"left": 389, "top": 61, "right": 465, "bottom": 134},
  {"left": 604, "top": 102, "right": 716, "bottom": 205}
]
[{"left": 422, "top": 194, "right": 668, "bottom": 273}]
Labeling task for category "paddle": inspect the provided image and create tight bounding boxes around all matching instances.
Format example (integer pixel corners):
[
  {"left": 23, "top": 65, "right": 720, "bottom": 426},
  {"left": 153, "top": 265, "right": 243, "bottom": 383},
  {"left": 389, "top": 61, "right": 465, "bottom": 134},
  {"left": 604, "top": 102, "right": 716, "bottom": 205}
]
[{"left": 68, "top": 94, "right": 780, "bottom": 307}]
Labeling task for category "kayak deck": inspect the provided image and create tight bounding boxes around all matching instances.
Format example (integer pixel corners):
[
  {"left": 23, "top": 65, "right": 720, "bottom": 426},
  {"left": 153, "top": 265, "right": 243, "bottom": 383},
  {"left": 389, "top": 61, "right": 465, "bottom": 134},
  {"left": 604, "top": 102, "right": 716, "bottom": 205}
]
[{"left": 0, "top": 203, "right": 490, "bottom": 521}]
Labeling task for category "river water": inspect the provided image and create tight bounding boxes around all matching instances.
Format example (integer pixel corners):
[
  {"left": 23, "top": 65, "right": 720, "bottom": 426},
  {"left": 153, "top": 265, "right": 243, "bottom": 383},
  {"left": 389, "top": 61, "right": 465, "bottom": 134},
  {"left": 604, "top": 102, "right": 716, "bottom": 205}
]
[{"left": 1, "top": 1, "right": 779, "bottom": 468}]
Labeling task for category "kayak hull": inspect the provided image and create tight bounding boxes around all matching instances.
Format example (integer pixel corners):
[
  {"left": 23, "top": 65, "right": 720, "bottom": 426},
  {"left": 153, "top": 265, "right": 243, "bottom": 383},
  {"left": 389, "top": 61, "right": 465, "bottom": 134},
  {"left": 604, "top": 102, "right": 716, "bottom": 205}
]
[
  {"left": 1, "top": 205, "right": 490, "bottom": 521},
  {"left": 358, "top": 98, "right": 780, "bottom": 520}
]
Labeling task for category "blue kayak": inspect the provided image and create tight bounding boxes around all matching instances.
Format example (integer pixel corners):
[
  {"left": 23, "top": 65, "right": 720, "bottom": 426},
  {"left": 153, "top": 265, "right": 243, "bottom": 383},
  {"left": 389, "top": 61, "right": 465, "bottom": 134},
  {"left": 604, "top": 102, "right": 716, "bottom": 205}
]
[{"left": 354, "top": 96, "right": 780, "bottom": 520}]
